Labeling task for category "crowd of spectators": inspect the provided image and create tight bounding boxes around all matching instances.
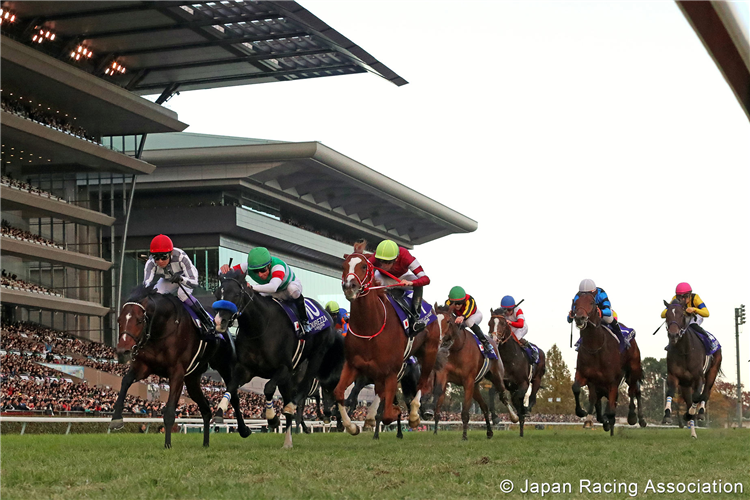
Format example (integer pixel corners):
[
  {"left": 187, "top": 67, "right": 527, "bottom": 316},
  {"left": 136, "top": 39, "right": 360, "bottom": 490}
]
[
  {"left": 1, "top": 175, "right": 66, "bottom": 202},
  {"left": 1, "top": 270, "right": 61, "bottom": 296},
  {"left": 1, "top": 93, "right": 99, "bottom": 144},
  {"left": 1, "top": 219, "right": 62, "bottom": 249}
]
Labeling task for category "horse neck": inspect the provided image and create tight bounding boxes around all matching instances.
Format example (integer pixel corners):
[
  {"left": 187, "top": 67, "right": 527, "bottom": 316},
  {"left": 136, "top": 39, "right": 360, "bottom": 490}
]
[
  {"left": 447, "top": 325, "right": 467, "bottom": 351},
  {"left": 579, "top": 320, "right": 605, "bottom": 342},
  {"left": 349, "top": 291, "right": 385, "bottom": 329},
  {"left": 239, "top": 292, "right": 273, "bottom": 330}
]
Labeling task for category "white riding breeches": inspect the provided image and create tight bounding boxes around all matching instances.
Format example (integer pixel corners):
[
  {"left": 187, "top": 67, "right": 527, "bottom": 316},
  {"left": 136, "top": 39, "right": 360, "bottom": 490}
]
[
  {"left": 154, "top": 278, "right": 192, "bottom": 302},
  {"left": 258, "top": 279, "right": 302, "bottom": 301},
  {"left": 374, "top": 270, "right": 417, "bottom": 286},
  {"left": 464, "top": 310, "right": 483, "bottom": 329}
]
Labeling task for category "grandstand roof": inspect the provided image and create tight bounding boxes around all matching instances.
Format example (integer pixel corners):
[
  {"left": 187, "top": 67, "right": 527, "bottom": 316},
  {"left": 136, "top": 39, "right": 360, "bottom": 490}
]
[
  {"left": 138, "top": 133, "right": 478, "bottom": 246},
  {"left": 1, "top": 1, "right": 407, "bottom": 102}
]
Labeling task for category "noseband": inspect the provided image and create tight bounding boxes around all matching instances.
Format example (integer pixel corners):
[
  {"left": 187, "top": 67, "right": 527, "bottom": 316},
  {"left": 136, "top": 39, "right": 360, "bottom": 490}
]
[
  {"left": 217, "top": 275, "right": 254, "bottom": 329},
  {"left": 343, "top": 253, "right": 376, "bottom": 297},
  {"left": 666, "top": 305, "right": 689, "bottom": 340},
  {"left": 490, "top": 314, "right": 512, "bottom": 344}
]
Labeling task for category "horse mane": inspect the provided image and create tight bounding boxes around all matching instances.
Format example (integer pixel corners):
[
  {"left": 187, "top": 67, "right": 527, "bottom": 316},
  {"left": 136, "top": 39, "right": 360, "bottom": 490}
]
[
  {"left": 125, "top": 283, "right": 158, "bottom": 303},
  {"left": 222, "top": 269, "right": 246, "bottom": 281},
  {"left": 434, "top": 303, "right": 451, "bottom": 314}
]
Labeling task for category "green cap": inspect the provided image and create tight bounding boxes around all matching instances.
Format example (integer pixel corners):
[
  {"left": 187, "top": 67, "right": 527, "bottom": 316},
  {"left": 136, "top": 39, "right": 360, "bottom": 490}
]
[
  {"left": 247, "top": 247, "right": 272, "bottom": 270},
  {"left": 449, "top": 286, "right": 466, "bottom": 301}
]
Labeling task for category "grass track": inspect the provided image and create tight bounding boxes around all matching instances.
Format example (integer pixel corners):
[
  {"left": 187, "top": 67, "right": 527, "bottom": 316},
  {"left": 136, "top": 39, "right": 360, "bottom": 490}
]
[{"left": 2, "top": 427, "right": 748, "bottom": 499}]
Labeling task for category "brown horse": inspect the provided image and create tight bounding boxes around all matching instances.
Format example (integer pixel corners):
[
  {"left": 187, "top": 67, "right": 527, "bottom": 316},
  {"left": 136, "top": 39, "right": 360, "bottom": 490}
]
[
  {"left": 431, "top": 304, "right": 518, "bottom": 440},
  {"left": 111, "top": 285, "right": 243, "bottom": 448},
  {"left": 661, "top": 300, "right": 722, "bottom": 438},
  {"left": 333, "top": 253, "right": 440, "bottom": 438},
  {"left": 571, "top": 293, "right": 646, "bottom": 436},
  {"left": 487, "top": 310, "right": 545, "bottom": 437}
]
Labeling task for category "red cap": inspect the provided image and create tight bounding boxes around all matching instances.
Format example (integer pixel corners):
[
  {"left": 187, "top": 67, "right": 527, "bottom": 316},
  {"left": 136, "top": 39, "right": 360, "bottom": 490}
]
[{"left": 150, "top": 234, "right": 173, "bottom": 254}]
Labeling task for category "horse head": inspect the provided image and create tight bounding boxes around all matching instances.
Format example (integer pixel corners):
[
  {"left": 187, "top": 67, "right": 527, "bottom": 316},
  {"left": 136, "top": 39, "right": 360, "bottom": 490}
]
[
  {"left": 434, "top": 303, "right": 459, "bottom": 348},
  {"left": 213, "top": 270, "right": 251, "bottom": 333},
  {"left": 488, "top": 308, "right": 513, "bottom": 344},
  {"left": 341, "top": 253, "right": 375, "bottom": 301},
  {"left": 117, "top": 284, "right": 157, "bottom": 362},
  {"left": 664, "top": 299, "right": 688, "bottom": 347},
  {"left": 573, "top": 292, "right": 600, "bottom": 330}
]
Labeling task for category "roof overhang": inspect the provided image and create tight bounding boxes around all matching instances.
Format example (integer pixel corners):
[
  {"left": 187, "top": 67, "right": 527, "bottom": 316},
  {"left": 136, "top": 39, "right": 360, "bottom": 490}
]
[
  {"left": 0, "top": 37, "right": 188, "bottom": 136},
  {"left": 0, "top": 184, "right": 116, "bottom": 226},
  {"left": 1, "top": 237, "right": 113, "bottom": 271},
  {"left": 1, "top": 1, "right": 406, "bottom": 101},
  {"left": 139, "top": 140, "right": 477, "bottom": 246},
  {"left": 0, "top": 288, "right": 110, "bottom": 316},
  {"left": 1, "top": 111, "right": 156, "bottom": 175},
  {"left": 677, "top": 1, "right": 750, "bottom": 121}
]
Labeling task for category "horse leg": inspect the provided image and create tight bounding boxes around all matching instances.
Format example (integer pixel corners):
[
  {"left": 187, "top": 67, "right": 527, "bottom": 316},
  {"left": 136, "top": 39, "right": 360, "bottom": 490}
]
[
  {"left": 396, "top": 396, "right": 404, "bottom": 439},
  {"left": 431, "top": 370, "right": 448, "bottom": 435},
  {"left": 381, "top": 375, "right": 401, "bottom": 426},
  {"left": 365, "top": 395, "right": 380, "bottom": 431},
  {"left": 334, "top": 362, "right": 361, "bottom": 436},
  {"left": 414, "top": 325, "right": 439, "bottom": 400},
  {"left": 698, "top": 350, "right": 722, "bottom": 404},
  {"left": 528, "top": 354, "right": 545, "bottom": 413},
  {"left": 635, "top": 380, "right": 647, "bottom": 427},
  {"left": 627, "top": 382, "right": 638, "bottom": 426},
  {"left": 572, "top": 372, "right": 588, "bottom": 418},
  {"left": 511, "top": 387, "right": 526, "bottom": 437},
  {"left": 434, "top": 390, "right": 446, "bottom": 435},
  {"left": 683, "top": 384, "right": 698, "bottom": 439},
  {"left": 163, "top": 371, "right": 185, "bottom": 449},
  {"left": 295, "top": 404, "right": 311, "bottom": 434},
  {"left": 472, "top": 383, "right": 493, "bottom": 439},
  {"left": 488, "top": 386, "right": 500, "bottom": 425},
  {"left": 461, "top": 377, "right": 474, "bottom": 440},
  {"left": 662, "top": 373, "right": 678, "bottom": 425},
  {"left": 216, "top": 364, "right": 252, "bottom": 437},
  {"left": 109, "top": 367, "right": 141, "bottom": 430},
  {"left": 605, "top": 385, "right": 618, "bottom": 436},
  {"left": 487, "top": 364, "right": 518, "bottom": 424},
  {"left": 184, "top": 372, "right": 213, "bottom": 447}
]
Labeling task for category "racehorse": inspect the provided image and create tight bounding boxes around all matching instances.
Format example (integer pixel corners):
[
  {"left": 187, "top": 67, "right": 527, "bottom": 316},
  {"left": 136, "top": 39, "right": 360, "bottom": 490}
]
[
  {"left": 334, "top": 253, "right": 440, "bottom": 438},
  {"left": 571, "top": 292, "right": 646, "bottom": 436},
  {"left": 431, "top": 304, "right": 518, "bottom": 440},
  {"left": 212, "top": 270, "right": 336, "bottom": 448},
  {"left": 661, "top": 300, "right": 722, "bottom": 438},
  {"left": 111, "top": 285, "right": 243, "bottom": 448},
  {"left": 487, "top": 309, "right": 545, "bottom": 437}
]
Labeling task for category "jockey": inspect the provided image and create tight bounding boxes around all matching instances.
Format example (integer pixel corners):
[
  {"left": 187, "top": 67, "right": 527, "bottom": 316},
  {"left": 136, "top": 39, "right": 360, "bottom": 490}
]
[
  {"left": 367, "top": 239, "right": 430, "bottom": 336},
  {"left": 445, "top": 286, "right": 493, "bottom": 354},
  {"left": 219, "top": 247, "right": 310, "bottom": 336},
  {"left": 143, "top": 234, "right": 217, "bottom": 340},
  {"left": 499, "top": 295, "right": 529, "bottom": 345},
  {"left": 325, "top": 300, "right": 349, "bottom": 335},
  {"left": 567, "top": 279, "right": 628, "bottom": 350},
  {"left": 660, "top": 282, "right": 711, "bottom": 350}
]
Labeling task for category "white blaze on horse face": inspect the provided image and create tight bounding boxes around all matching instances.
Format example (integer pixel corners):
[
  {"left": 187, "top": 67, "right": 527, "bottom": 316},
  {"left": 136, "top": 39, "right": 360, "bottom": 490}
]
[
  {"left": 125, "top": 312, "right": 132, "bottom": 323},
  {"left": 346, "top": 257, "right": 362, "bottom": 287},
  {"left": 437, "top": 314, "right": 444, "bottom": 341},
  {"left": 491, "top": 317, "right": 498, "bottom": 334}
]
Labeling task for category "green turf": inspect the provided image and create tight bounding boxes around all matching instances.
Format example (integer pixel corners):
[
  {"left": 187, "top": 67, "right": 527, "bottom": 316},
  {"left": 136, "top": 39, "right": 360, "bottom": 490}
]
[{"left": 1, "top": 427, "right": 748, "bottom": 499}]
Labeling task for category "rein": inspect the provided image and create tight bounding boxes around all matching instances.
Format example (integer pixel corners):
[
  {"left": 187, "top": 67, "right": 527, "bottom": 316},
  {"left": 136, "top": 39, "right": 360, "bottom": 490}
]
[
  {"left": 347, "top": 296, "right": 388, "bottom": 340},
  {"left": 343, "top": 253, "right": 408, "bottom": 297},
  {"left": 121, "top": 299, "right": 154, "bottom": 358},
  {"left": 490, "top": 314, "right": 512, "bottom": 345},
  {"left": 575, "top": 299, "right": 607, "bottom": 354}
]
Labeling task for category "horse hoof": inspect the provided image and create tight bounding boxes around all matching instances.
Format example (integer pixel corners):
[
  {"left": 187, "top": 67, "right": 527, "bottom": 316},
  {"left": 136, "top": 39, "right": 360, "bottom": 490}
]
[
  {"left": 164, "top": 443, "right": 172, "bottom": 449},
  {"left": 265, "top": 409, "right": 276, "bottom": 420},
  {"left": 422, "top": 409, "right": 434, "bottom": 420},
  {"left": 323, "top": 417, "right": 331, "bottom": 424},
  {"left": 347, "top": 424, "right": 360, "bottom": 436},
  {"left": 282, "top": 403, "right": 296, "bottom": 416},
  {"left": 662, "top": 417, "right": 672, "bottom": 425},
  {"left": 203, "top": 443, "right": 210, "bottom": 448},
  {"left": 304, "top": 427, "right": 312, "bottom": 435},
  {"left": 239, "top": 427, "right": 251, "bottom": 438},
  {"left": 109, "top": 419, "right": 124, "bottom": 430},
  {"left": 627, "top": 414, "right": 637, "bottom": 426},
  {"left": 487, "top": 431, "right": 493, "bottom": 440},
  {"left": 462, "top": 435, "right": 468, "bottom": 441},
  {"left": 213, "top": 416, "right": 224, "bottom": 425},
  {"left": 639, "top": 419, "right": 647, "bottom": 428},
  {"left": 492, "top": 416, "right": 501, "bottom": 426},
  {"left": 602, "top": 422, "right": 610, "bottom": 432},
  {"left": 575, "top": 408, "right": 587, "bottom": 418},
  {"left": 408, "top": 416, "right": 420, "bottom": 429}
]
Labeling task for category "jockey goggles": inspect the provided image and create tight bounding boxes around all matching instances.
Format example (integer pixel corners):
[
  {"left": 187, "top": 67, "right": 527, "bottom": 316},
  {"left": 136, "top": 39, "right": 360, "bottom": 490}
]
[
  {"left": 677, "top": 292, "right": 691, "bottom": 300},
  {"left": 151, "top": 253, "right": 170, "bottom": 261}
]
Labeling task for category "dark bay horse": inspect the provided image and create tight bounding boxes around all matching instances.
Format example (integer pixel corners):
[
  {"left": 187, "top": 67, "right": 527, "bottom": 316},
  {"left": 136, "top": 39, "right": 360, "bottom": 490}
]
[
  {"left": 431, "top": 305, "right": 518, "bottom": 440},
  {"left": 571, "top": 293, "right": 646, "bottom": 436},
  {"left": 661, "top": 300, "right": 722, "bottom": 438},
  {"left": 487, "top": 310, "right": 545, "bottom": 437},
  {"left": 334, "top": 253, "right": 440, "bottom": 438},
  {"left": 212, "top": 270, "right": 336, "bottom": 448},
  {"left": 111, "top": 285, "right": 242, "bottom": 448}
]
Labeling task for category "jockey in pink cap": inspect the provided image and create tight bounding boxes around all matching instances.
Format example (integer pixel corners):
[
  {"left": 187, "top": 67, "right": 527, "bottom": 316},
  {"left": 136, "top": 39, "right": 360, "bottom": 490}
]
[{"left": 660, "top": 282, "right": 710, "bottom": 349}]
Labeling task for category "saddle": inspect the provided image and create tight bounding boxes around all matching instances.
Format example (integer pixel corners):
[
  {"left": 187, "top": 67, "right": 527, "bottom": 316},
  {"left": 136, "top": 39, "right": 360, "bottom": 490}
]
[
  {"left": 273, "top": 297, "right": 332, "bottom": 337},
  {"left": 603, "top": 322, "right": 636, "bottom": 353},
  {"left": 468, "top": 331, "right": 498, "bottom": 360},
  {"left": 384, "top": 290, "right": 436, "bottom": 335},
  {"left": 520, "top": 341, "right": 541, "bottom": 365},
  {"left": 687, "top": 324, "right": 721, "bottom": 355}
]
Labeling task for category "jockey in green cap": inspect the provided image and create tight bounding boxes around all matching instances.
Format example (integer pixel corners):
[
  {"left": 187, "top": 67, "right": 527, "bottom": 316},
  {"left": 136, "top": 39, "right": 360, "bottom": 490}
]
[
  {"left": 446, "top": 286, "right": 493, "bottom": 355},
  {"left": 220, "top": 247, "right": 310, "bottom": 335}
]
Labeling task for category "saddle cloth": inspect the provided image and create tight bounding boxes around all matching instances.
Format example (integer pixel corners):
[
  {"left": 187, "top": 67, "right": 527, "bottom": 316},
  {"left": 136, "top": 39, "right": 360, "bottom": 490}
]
[
  {"left": 522, "top": 341, "right": 541, "bottom": 365},
  {"left": 603, "top": 322, "right": 636, "bottom": 353},
  {"left": 273, "top": 297, "right": 332, "bottom": 337},
  {"left": 469, "top": 331, "right": 498, "bottom": 360},
  {"left": 385, "top": 290, "right": 437, "bottom": 335},
  {"left": 182, "top": 296, "right": 226, "bottom": 341},
  {"left": 689, "top": 326, "right": 721, "bottom": 355}
]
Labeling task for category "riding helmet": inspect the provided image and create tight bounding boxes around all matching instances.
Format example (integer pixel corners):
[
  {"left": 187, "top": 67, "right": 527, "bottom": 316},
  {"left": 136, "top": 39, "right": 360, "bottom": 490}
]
[
  {"left": 501, "top": 295, "right": 516, "bottom": 309},
  {"left": 150, "top": 234, "right": 173, "bottom": 254},
  {"left": 448, "top": 286, "right": 466, "bottom": 301},
  {"left": 578, "top": 279, "right": 596, "bottom": 293},
  {"left": 247, "top": 247, "right": 272, "bottom": 270},
  {"left": 374, "top": 240, "right": 399, "bottom": 261},
  {"left": 675, "top": 282, "right": 692, "bottom": 295},
  {"left": 325, "top": 301, "right": 340, "bottom": 314}
]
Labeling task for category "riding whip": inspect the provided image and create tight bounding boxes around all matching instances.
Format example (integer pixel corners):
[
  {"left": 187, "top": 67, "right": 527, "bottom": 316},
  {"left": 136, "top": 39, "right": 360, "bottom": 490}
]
[{"left": 652, "top": 321, "right": 665, "bottom": 335}]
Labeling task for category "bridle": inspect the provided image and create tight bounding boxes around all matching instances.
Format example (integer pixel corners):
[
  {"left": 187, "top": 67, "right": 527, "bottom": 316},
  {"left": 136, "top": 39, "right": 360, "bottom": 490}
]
[
  {"left": 120, "top": 300, "right": 153, "bottom": 358},
  {"left": 666, "top": 303, "right": 690, "bottom": 341},
  {"left": 574, "top": 294, "right": 607, "bottom": 354},
  {"left": 490, "top": 314, "right": 512, "bottom": 344},
  {"left": 217, "top": 275, "right": 254, "bottom": 330},
  {"left": 342, "top": 253, "right": 406, "bottom": 298}
]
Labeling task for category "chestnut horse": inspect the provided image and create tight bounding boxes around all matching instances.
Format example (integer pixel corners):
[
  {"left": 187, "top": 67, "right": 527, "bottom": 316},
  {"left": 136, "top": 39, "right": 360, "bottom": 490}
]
[
  {"left": 334, "top": 253, "right": 440, "bottom": 438},
  {"left": 431, "top": 305, "right": 518, "bottom": 440},
  {"left": 571, "top": 292, "right": 646, "bottom": 436},
  {"left": 487, "top": 310, "right": 545, "bottom": 437},
  {"left": 661, "top": 300, "right": 722, "bottom": 438},
  {"left": 111, "top": 285, "right": 243, "bottom": 448}
]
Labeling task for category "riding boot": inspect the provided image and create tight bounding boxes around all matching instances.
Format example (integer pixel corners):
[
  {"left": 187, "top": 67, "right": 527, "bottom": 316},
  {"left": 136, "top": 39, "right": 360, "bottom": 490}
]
[
  {"left": 519, "top": 338, "right": 538, "bottom": 363},
  {"left": 609, "top": 319, "right": 628, "bottom": 350},
  {"left": 294, "top": 294, "right": 312, "bottom": 337},
  {"left": 409, "top": 286, "right": 426, "bottom": 336},
  {"left": 189, "top": 300, "right": 219, "bottom": 341},
  {"left": 470, "top": 324, "right": 494, "bottom": 356}
]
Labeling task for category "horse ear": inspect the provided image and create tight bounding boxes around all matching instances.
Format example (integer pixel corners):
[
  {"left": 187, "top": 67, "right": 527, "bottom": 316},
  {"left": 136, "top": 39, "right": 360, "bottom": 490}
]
[
  {"left": 433, "top": 301, "right": 439, "bottom": 311},
  {"left": 663, "top": 299, "right": 669, "bottom": 307},
  {"left": 343, "top": 253, "right": 349, "bottom": 260},
  {"left": 353, "top": 239, "right": 367, "bottom": 254}
]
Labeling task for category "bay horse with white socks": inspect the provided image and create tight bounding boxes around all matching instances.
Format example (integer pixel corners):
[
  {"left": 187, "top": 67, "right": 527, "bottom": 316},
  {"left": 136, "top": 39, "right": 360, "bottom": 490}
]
[
  {"left": 487, "top": 310, "right": 545, "bottom": 437},
  {"left": 110, "top": 285, "right": 242, "bottom": 448},
  {"left": 661, "top": 300, "right": 722, "bottom": 438},
  {"left": 571, "top": 292, "right": 646, "bottom": 436},
  {"left": 431, "top": 304, "right": 518, "bottom": 440},
  {"left": 334, "top": 253, "right": 440, "bottom": 438}
]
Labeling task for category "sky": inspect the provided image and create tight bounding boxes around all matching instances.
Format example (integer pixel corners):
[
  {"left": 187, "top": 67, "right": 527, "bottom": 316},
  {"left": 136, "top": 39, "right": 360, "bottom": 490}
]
[{"left": 159, "top": 1, "right": 750, "bottom": 388}]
